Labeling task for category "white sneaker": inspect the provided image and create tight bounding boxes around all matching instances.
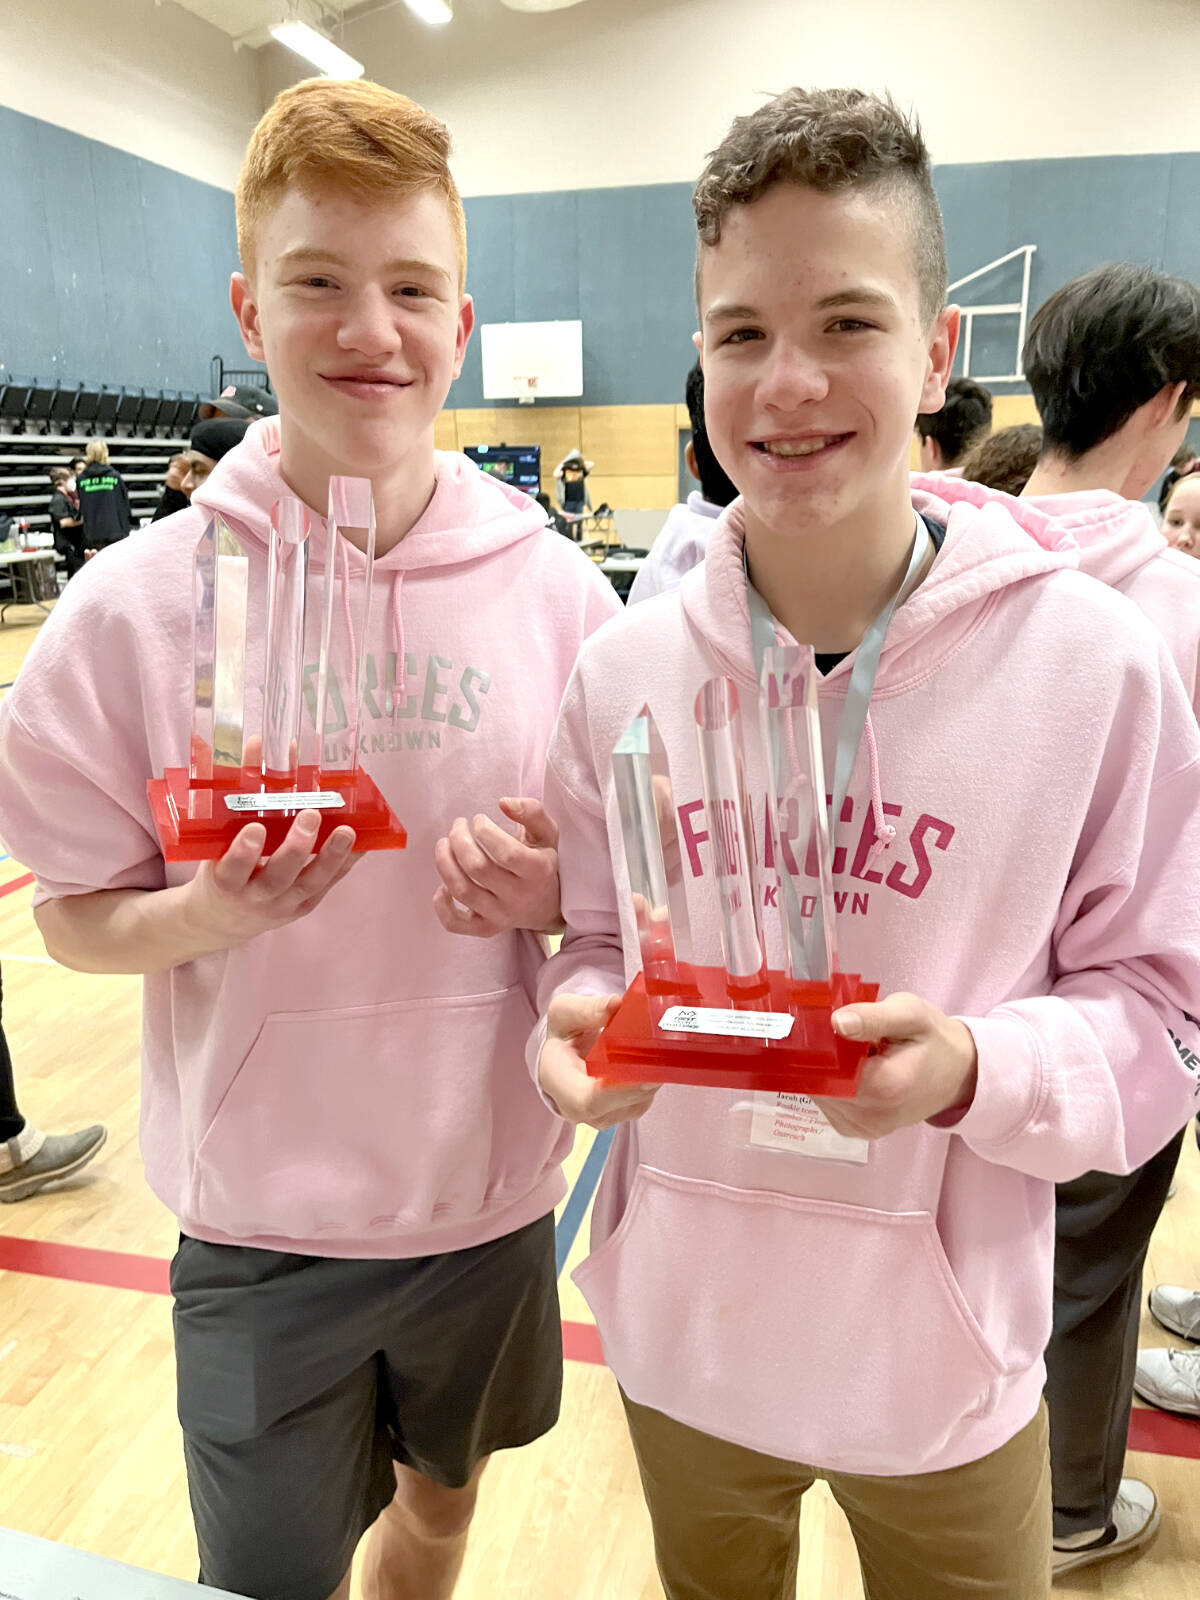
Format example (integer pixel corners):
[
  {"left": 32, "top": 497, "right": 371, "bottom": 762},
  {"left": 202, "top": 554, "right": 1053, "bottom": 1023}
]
[
  {"left": 1148, "top": 1283, "right": 1200, "bottom": 1341},
  {"left": 1051, "top": 1479, "right": 1160, "bottom": 1576},
  {"left": 1134, "top": 1346, "right": 1200, "bottom": 1416}
]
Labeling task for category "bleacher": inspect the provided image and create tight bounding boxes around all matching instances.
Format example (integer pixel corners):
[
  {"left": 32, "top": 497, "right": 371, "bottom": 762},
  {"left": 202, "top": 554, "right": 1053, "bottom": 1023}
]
[{"left": 0, "top": 378, "right": 200, "bottom": 554}]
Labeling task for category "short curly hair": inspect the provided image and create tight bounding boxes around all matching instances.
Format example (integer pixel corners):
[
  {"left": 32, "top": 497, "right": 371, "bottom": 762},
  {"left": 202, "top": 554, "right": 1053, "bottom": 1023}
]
[
  {"left": 1023, "top": 264, "right": 1200, "bottom": 458},
  {"left": 958, "top": 423, "right": 1043, "bottom": 496},
  {"left": 693, "top": 87, "right": 947, "bottom": 325}
]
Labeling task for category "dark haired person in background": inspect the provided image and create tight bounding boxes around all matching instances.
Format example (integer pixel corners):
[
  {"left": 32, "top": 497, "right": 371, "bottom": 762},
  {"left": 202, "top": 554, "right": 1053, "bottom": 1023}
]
[
  {"left": 179, "top": 418, "right": 250, "bottom": 497},
  {"left": 914, "top": 374, "right": 993, "bottom": 471},
  {"left": 151, "top": 453, "right": 191, "bottom": 522},
  {"left": 627, "top": 361, "right": 738, "bottom": 603},
  {"left": 917, "top": 259, "right": 1200, "bottom": 1575},
  {"left": 957, "top": 423, "right": 1042, "bottom": 496},
  {"left": 47, "top": 465, "right": 84, "bottom": 577}
]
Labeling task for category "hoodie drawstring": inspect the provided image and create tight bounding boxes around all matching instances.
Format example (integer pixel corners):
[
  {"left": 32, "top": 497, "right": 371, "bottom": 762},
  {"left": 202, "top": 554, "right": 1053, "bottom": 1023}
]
[
  {"left": 390, "top": 569, "right": 407, "bottom": 721},
  {"left": 864, "top": 714, "right": 896, "bottom": 865}
]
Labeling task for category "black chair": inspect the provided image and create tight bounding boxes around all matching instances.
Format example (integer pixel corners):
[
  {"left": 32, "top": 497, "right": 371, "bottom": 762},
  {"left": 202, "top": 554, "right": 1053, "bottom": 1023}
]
[
  {"left": 176, "top": 393, "right": 200, "bottom": 435},
  {"left": 95, "top": 388, "right": 120, "bottom": 433},
  {"left": 115, "top": 389, "right": 141, "bottom": 431},
  {"left": 50, "top": 385, "right": 79, "bottom": 431},
  {"left": 0, "top": 381, "right": 32, "bottom": 433},
  {"left": 26, "top": 384, "right": 56, "bottom": 431},
  {"left": 74, "top": 388, "right": 102, "bottom": 430},
  {"left": 136, "top": 393, "right": 163, "bottom": 435},
  {"left": 157, "top": 396, "right": 182, "bottom": 435}
]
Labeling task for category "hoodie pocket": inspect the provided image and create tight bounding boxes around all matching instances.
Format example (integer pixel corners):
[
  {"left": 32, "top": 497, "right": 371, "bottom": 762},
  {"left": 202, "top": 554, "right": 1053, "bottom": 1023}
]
[
  {"left": 189, "top": 984, "right": 560, "bottom": 1243},
  {"left": 573, "top": 1165, "right": 1007, "bottom": 1474}
]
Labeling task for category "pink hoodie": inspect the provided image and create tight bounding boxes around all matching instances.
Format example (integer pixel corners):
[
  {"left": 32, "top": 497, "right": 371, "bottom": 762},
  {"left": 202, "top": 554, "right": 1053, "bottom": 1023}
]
[
  {"left": 535, "top": 488, "right": 1200, "bottom": 1475},
  {"left": 0, "top": 418, "right": 620, "bottom": 1257},
  {"left": 914, "top": 473, "right": 1200, "bottom": 714}
]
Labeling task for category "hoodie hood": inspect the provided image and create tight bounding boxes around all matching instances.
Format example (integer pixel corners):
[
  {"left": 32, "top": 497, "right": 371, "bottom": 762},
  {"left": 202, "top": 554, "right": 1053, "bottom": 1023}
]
[
  {"left": 683, "top": 487, "right": 1080, "bottom": 695},
  {"left": 191, "top": 415, "right": 549, "bottom": 573},
  {"left": 912, "top": 471, "right": 1169, "bottom": 588}
]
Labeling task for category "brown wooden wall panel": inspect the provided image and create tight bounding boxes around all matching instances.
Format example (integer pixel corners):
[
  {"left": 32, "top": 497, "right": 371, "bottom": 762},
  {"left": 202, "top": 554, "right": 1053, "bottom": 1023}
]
[
  {"left": 991, "top": 394, "right": 1041, "bottom": 429},
  {"left": 580, "top": 404, "right": 676, "bottom": 478},
  {"left": 587, "top": 474, "right": 678, "bottom": 511},
  {"left": 453, "top": 405, "right": 583, "bottom": 474},
  {"left": 434, "top": 411, "right": 458, "bottom": 452}
]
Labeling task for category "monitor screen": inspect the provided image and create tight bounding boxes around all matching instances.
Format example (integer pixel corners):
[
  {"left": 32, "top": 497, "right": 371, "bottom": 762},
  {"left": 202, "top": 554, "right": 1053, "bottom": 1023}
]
[{"left": 463, "top": 444, "right": 540, "bottom": 495}]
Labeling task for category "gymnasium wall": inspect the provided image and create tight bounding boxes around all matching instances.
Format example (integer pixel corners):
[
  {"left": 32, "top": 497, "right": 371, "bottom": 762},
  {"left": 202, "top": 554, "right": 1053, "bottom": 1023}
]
[{"left": 0, "top": 103, "right": 241, "bottom": 396}]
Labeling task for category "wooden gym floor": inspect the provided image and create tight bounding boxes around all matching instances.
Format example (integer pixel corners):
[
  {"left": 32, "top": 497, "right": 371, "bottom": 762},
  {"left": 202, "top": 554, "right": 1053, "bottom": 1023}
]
[{"left": 0, "top": 601, "right": 1198, "bottom": 1598}]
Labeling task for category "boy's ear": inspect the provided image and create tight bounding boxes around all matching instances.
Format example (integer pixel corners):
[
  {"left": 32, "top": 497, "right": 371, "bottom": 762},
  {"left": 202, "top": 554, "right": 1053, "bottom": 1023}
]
[
  {"left": 1147, "top": 379, "right": 1189, "bottom": 432},
  {"left": 230, "top": 273, "right": 265, "bottom": 364},
  {"left": 451, "top": 294, "right": 476, "bottom": 382},
  {"left": 918, "top": 305, "right": 960, "bottom": 415},
  {"left": 692, "top": 329, "right": 703, "bottom": 361}
]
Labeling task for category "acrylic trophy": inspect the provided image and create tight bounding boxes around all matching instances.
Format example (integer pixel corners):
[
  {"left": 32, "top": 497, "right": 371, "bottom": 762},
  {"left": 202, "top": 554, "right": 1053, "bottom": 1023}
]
[
  {"left": 147, "top": 477, "right": 407, "bottom": 862},
  {"left": 587, "top": 646, "right": 877, "bottom": 1096}
]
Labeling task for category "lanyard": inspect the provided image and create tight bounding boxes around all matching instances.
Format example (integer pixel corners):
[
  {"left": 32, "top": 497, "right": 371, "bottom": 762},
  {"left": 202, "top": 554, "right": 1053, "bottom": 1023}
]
[{"left": 746, "top": 513, "right": 931, "bottom": 827}]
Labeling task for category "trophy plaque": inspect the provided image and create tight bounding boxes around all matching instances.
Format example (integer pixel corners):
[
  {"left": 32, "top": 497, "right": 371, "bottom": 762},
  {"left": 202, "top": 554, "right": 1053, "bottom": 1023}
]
[
  {"left": 147, "top": 477, "right": 407, "bottom": 862},
  {"left": 587, "top": 646, "right": 877, "bottom": 1097}
]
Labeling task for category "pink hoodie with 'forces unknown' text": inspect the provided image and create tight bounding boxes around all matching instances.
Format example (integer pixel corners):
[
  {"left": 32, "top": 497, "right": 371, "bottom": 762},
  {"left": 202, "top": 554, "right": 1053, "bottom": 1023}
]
[
  {"left": 535, "top": 488, "right": 1200, "bottom": 1477},
  {"left": 0, "top": 418, "right": 619, "bottom": 1258}
]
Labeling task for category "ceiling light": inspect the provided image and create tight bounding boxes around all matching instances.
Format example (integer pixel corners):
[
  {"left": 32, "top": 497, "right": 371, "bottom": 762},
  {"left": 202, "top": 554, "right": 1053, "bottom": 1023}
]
[
  {"left": 403, "top": 0, "right": 453, "bottom": 22},
  {"left": 501, "top": 0, "right": 587, "bottom": 10},
  {"left": 269, "top": 19, "right": 365, "bottom": 77}
]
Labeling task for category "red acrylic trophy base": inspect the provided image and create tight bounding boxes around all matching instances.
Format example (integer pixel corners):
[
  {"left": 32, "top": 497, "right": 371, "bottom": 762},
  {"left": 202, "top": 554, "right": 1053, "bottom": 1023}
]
[
  {"left": 587, "top": 967, "right": 879, "bottom": 1097},
  {"left": 147, "top": 765, "right": 408, "bottom": 862}
]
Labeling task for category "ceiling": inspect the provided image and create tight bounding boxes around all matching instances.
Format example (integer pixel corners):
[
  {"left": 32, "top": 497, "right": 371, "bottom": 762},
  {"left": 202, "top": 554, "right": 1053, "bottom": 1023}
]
[{"left": 167, "top": 0, "right": 586, "bottom": 50}]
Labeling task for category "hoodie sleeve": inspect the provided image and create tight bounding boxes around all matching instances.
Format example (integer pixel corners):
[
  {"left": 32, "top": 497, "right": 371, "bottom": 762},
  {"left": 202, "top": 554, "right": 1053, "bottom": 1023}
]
[
  {"left": 950, "top": 638, "right": 1200, "bottom": 1180},
  {"left": 526, "top": 665, "right": 629, "bottom": 1087},
  {"left": 0, "top": 569, "right": 168, "bottom": 901}
]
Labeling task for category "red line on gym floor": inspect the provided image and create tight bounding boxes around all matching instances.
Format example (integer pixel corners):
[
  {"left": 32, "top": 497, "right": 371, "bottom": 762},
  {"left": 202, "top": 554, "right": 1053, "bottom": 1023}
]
[
  {"left": 0, "top": 1234, "right": 608, "bottom": 1367},
  {"left": 0, "top": 872, "right": 34, "bottom": 900},
  {"left": 7, "top": 1236, "right": 1200, "bottom": 1444}
]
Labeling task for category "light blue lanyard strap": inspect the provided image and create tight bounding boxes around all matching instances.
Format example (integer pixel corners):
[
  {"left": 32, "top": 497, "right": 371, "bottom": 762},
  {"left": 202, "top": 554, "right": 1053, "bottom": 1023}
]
[{"left": 746, "top": 514, "right": 931, "bottom": 825}]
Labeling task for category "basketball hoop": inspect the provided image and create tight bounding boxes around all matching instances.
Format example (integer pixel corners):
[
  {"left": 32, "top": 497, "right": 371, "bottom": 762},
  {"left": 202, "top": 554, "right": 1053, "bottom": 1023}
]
[{"left": 514, "top": 375, "right": 540, "bottom": 405}]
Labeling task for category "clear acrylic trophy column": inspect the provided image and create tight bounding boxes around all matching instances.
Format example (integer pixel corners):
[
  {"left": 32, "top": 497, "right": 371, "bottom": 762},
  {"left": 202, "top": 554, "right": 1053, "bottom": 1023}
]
[
  {"left": 147, "top": 480, "right": 407, "bottom": 861},
  {"left": 587, "top": 657, "right": 878, "bottom": 1097}
]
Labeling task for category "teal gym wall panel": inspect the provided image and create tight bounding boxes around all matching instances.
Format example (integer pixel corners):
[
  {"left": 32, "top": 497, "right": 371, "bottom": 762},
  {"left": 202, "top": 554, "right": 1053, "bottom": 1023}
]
[
  {"left": 0, "top": 103, "right": 238, "bottom": 396},
  {"left": 4, "top": 97, "right": 1200, "bottom": 410}
]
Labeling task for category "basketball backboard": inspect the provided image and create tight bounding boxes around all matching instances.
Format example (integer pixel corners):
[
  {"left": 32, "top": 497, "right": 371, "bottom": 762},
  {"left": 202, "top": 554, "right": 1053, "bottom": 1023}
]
[{"left": 481, "top": 320, "right": 583, "bottom": 402}]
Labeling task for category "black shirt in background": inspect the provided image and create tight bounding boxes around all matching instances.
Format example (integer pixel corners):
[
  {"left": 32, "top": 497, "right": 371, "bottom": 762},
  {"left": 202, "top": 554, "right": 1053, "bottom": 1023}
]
[
  {"left": 152, "top": 486, "right": 190, "bottom": 522},
  {"left": 77, "top": 462, "right": 132, "bottom": 548}
]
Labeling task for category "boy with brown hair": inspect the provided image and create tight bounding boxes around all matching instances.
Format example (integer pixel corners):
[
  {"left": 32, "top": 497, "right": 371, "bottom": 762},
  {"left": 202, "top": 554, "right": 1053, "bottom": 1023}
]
[
  {"left": 533, "top": 87, "right": 1200, "bottom": 1600},
  {"left": 0, "top": 79, "right": 618, "bottom": 1600}
]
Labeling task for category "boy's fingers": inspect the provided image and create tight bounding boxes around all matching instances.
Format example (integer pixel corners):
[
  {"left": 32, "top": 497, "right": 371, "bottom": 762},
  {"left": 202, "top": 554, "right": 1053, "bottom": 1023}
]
[
  {"left": 833, "top": 992, "right": 927, "bottom": 1043},
  {"left": 256, "top": 811, "right": 323, "bottom": 894},
  {"left": 499, "top": 797, "right": 558, "bottom": 849},
  {"left": 432, "top": 884, "right": 492, "bottom": 937},
  {"left": 210, "top": 824, "right": 268, "bottom": 892},
  {"left": 434, "top": 837, "right": 501, "bottom": 915},
  {"left": 446, "top": 816, "right": 506, "bottom": 891},
  {"left": 548, "top": 991, "right": 622, "bottom": 1044},
  {"left": 471, "top": 814, "right": 539, "bottom": 873},
  {"left": 293, "top": 827, "right": 357, "bottom": 899}
]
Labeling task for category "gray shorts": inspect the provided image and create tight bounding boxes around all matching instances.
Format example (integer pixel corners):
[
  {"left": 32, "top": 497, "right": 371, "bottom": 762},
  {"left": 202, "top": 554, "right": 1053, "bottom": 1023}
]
[{"left": 171, "top": 1213, "right": 561, "bottom": 1600}]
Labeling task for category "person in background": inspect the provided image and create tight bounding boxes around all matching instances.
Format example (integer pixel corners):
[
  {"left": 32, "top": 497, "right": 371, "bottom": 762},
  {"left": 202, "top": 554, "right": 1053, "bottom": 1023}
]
[
  {"left": 152, "top": 454, "right": 191, "bottom": 522},
  {"left": 1157, "top": 439, "right": 1197, "bottom": 517},
  {"left": 956, "top": 423, "right": 1043, "bottom": 497},
  {"left": 76, "top": 439, "right": 131, "bottom": 555},
  {"left": 554, "top": 449, "right": 593, "bottom": 524},
  {"left": 1161, "top": 468, "right": 1200, "bottom": 555},
  {"left": 917, "top": 259, "right": 1200, "bottom": 1576},
  {"left": 47, "top": 465, "right": 85, "bottom": 577},
  {"left": 627, "top": 361, "right": 738, "bottom": 604},
  {"left": 914, "top": 374, "right": 993, "bottom": 472},
  {"left": 197, "top": 383, "right": 278, "bottom": 423},
  {"left": 180, "top": 419, "right": 249, "bottom": 497},
  {"left": 0, "top": 964, "right": 106, "bottom": 1202},
  {"left": 70, "top": 456, "right": 86, "bottom": 478}
]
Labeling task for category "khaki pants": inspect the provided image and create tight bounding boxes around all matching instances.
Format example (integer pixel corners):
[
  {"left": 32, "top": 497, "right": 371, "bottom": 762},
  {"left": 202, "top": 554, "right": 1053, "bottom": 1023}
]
[{"left": 622, "top": 1392, "right": 1051, "bottom": 1600}]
